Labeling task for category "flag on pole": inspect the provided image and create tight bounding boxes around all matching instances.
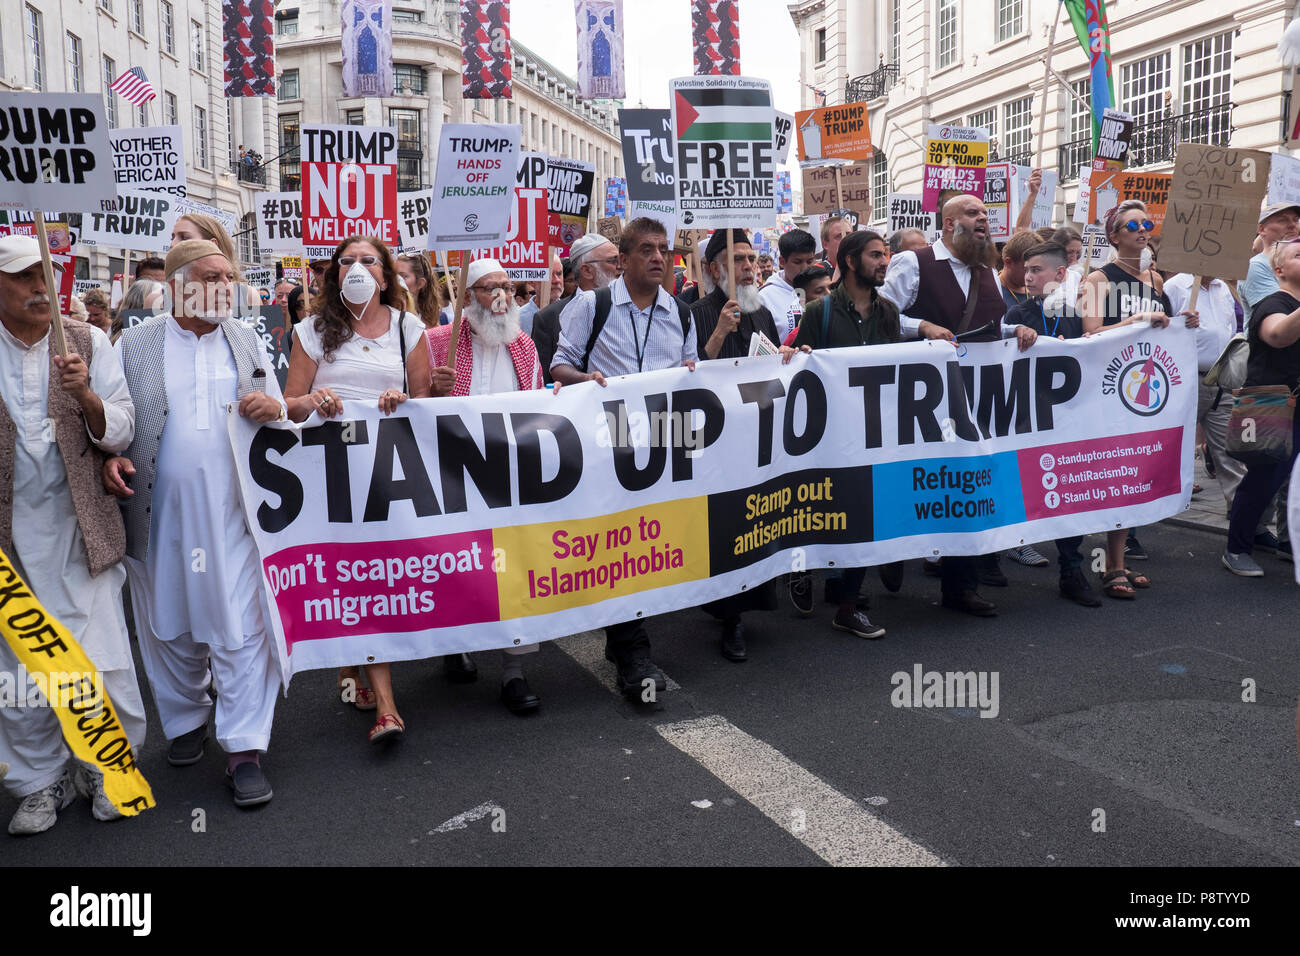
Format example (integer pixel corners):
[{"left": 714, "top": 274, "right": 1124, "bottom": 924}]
[
  {"left": 691, "top": 0, "right": 740, "bottom": 76},
  {"left": 110, "top": 67, "right": 156, "bottom": 106},
  {"left": 1061, "top": 0, "right": 1115, "bottom": 151}
]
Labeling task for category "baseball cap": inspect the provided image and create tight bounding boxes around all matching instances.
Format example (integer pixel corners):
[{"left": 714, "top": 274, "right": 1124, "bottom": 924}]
[
  {"left": 1259, "top": 201, "right": 1300, "bottom": 224},
  {"left": 0, "top": 235, "right": 64, "bottom": 275}
]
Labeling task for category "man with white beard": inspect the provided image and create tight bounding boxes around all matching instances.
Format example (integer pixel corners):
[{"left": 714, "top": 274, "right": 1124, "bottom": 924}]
[
  {"left": 692, "top": 229, "right": 781, "bottom": 361},
  {"left": 532, "top": 234, "right": 620, "bottom": 383},
  {"left": 425, "top": 259, "right": 545, "bottom": 713}
]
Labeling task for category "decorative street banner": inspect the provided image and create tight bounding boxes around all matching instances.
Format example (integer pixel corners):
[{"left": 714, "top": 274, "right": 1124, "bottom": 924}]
[
  {"left": 108, "top": 126, "right": 187, "bottom": 199},
  {"left": 0, "top": 93, "right": 116, "bottom": 211},
  {"left": 802, "top": 162, "right": 869, "bottom": 217},
  {"left": 461, "top": 0, "right": 512, "bottom": 99},
  {"left": 228, "top": 322, "right": 1198, "bottom": 679},
  {"left": 547, "top": 156, "right": 595, "bottom": 247},
  {"left": 671, "top": 75, "right": 776, "bottom": 230},
  {"left": 222, "top": 0, "right": 277, "bottom": 98},
  {"left": 922, "top": 123, "right": 989, "bottom": 212},
  {"left": 397, "top": 188, "right": 434, "bottom": 254},
  {"left": 888, "top": 193, "right": 937, "bottom": 237},
  {"left": 795, "top": 103, "right": 871, "bottom": 165},
  {"left": 80, "top": 191, "right": 179, "bottom": 252},
  {"left": 428, "top": 123, "right": 519, "bottom": 250},
  {"left": 575, "top": 0, "right": 625, "bottom": 99},
  {"left": 1159, "top": 144, "right": 1271, "bottom": 280},
  {"left": 341, "top": 0, "right": 395, "bottom": 98},
  {"left": 618, "top": 108, "right": 675, "bottom": 230},
  {"left": 692, "top": 0, "right": 740, "bottom": 76},
  {"left": 300, "top": 124, "right": 399, "bottom": 258},
  {"left": 469, "top": 186, "right": 549, "bottom": 280},
  {"left": 255, "top": 192, "right": 304, "bottom": 255},
  {"left": 773, "top": 110, "right": 794, "bottom": 163}
]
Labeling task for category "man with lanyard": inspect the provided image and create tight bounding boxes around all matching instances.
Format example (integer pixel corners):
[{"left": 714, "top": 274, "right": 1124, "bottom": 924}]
[
  {"left": 759, "top": 229, "right": 818, "bottom": 342},
  {"left": 1004, "top": 242, "right": 1099, "bottom": 607},
  {"left": 880, "top": 193, "right": 1038, "bottom": 616},
  {"left": 551, "top": 218, "right": 697, "bottom": 697}
]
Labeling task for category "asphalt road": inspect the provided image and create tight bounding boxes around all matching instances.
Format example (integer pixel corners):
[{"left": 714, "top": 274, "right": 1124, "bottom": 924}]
[{"left": 2, "top": 519, "right": 1297, "bottom": 867}]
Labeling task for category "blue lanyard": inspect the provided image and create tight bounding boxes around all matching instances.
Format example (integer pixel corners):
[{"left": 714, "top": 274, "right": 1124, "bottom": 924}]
[{"left": 1037, "top": 301, "right": 1059, "bottom": 338}]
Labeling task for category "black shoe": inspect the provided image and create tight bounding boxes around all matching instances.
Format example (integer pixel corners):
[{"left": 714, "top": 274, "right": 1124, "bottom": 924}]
[
  {"left": 941, "top": 590, "right": 997, "bottom": 617},
  {"left": 1280, "top": 539, "right": 1293, "bottom": 563},
  {"left": 720, "top": 619, "right": 747, "bottom": 662},
  {"left": 877, "top": 561, "right": 904, "bottom": 593},
  {"left": 226, "top": 762, "right": 273, "bottom": 808},
  {"left": 167, "top": 725, "right": 208, "bottom": 767},
  {"left": 614, "top": 652, "right": 666, "bottom": 697},
  {"left": 1124, "top": 534, "right": 1148, "bottom": 561},
  {"left": 444, "top": 653, "right": 478, "bottom": 683},
  {"left": 1253, "top": 530, "right": 1280, "bottom": 554},
  {"left": 978, "top": 565, "right": 1009, "bottom": 587},
  {"left": 787, "top": 572, "right": 814, "bottom": 617},
  {"left": 922, "top": 558, "right": 942, "bottom": 577},
  {"left": 500, "top": 677, "right": 540, "bottom": 715},
  {"left": 1059, "top": 568, "right": 1102, "bottom": 607},
  {"left": 831, "top": 607, "right": 885, "bottom": 639}
]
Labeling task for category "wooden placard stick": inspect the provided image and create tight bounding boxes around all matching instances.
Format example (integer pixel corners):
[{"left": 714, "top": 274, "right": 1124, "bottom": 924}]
[
  {"left": 438, "top": 253, "right": 459, "bottom": 311},
  {"left": 33, "top": 212, "right": 67, "bottom": 357},
  {"left": 445, "top": 259, "right": 471, "bottom": 370},
  {"left": 834, "top": 166, "right": 845, "bottom": 211},
  {"left": 1184, "top": 279, "right": 1201, "bottom": 317}
]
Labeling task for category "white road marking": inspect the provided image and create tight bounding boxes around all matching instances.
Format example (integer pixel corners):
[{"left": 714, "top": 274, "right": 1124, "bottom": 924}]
[
  {"left": 429, "top": 801, "right": 501, "bottom": 834},
  {"left": 656, "top": 715, "right": 945, "bottom": 867}
]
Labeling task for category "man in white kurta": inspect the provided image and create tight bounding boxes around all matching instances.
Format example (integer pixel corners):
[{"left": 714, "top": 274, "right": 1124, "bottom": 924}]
[
  {"left": 0, "top": 236, "right": 145, "bottom": 835},
  {"left": 107, "top": 240, "right": 286, "bottom": 808}
]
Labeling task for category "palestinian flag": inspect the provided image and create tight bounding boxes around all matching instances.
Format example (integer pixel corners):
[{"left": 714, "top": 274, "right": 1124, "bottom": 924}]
[{"left": 674, "top": 86, "right": 772, "bottom": 142}]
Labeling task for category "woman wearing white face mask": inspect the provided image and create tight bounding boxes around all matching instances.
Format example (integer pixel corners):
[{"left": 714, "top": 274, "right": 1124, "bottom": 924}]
[{"left": 284, "top": 236, "right": 449, "bottom": 742}]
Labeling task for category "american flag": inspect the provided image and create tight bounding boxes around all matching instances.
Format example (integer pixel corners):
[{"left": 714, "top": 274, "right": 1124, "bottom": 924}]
[{"left": 110, "top": 66, "right": 156, "bottom": 106}]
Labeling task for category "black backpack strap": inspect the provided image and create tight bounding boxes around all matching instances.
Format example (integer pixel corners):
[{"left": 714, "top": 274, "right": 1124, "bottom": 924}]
[
  {"left": 579, "top": 286, "right": 614, "bottom": 372},
  {"left": 676, "top": 300, "right": 691, "bottom": 339}
]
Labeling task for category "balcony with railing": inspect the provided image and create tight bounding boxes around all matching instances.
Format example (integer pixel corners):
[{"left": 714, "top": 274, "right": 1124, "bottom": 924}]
[
  {"left": 1058, "top": 101, "right": 1233, "bottom": 182},
  {"left": 233, "top": 161, "right": 267, "bottom": 186},
  {"left": 845, "top": 63, "right": 899, "bottom": 103}
]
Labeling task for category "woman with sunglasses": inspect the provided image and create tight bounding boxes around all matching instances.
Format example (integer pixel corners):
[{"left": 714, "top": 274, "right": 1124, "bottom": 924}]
[
  {"left": 283, "top": 236, "right": 451, "bottom": 743},
  {"left": 1078, "top": 200, "right": 1199, "bottom": 599}
]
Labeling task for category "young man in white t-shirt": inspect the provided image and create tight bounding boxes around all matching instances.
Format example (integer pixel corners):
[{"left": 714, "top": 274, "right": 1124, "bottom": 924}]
[{"left": 758, "top": 228, "right": 818, "bottom": 341}]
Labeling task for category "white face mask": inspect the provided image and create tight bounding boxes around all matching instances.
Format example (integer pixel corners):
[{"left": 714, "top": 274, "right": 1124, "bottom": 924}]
[
  {"left": 1139, "top": 247, "right": 1153, "bottom": 272},
  {"left": 340, "top": 261, "right": 378, "bottom": 306}
]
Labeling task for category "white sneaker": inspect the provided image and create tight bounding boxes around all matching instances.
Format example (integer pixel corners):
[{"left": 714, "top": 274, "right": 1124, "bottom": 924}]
[
  {"left": 8, "top": 769, "right": 76, "bottom": 836},
  {"left": 75, "top": 765, "right": 123, "bottom": 822}
]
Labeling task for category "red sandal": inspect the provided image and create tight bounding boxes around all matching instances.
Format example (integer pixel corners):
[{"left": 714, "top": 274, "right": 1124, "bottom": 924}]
[{"left": 368, "top": 713, "right": 405, "bottom": 744}]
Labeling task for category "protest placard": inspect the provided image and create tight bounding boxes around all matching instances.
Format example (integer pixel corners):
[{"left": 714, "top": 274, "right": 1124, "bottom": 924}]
[
  {"left": 618, "top": 109, "right": 673, "bottom": 201},
  {"left": 228, "top": 323, "right": 1196, "bottom": 677},
  {"left": 280, "top": 256, "right": 306, "bottom": 283},
  {"left": 469, "top": 187, "right": 549, "bottom": 281},
  {"left": 596, "top": 216, "right": 622, "bottom": 241},
  {"left": 109, "top": 125, "right": 187, "bottom": 199},
  {"left": 1267, "top": 151, "right": 1300, "bottom": 205},
  {"left": 1114, "top": 171, "right": 1170, "bottom": 236},
  {"left": 547, "top": 156, "right": 595, "bottom": 247},
  {"left": 672, "top": 75, "right": 776, "bottom": 230},
  {"left": 984, "top": 163, "right": 1013, "bottom": 239},
  {"left": 300, "top": 124, "right": 399, "bottom": 257},
  {"left": 244, "top": 266, "right": 275, "bottom": 291},
  {"left": 1159, "top": 144, "right": 1271, "bottom": 279},
  {"left": 428, "top": 123, "right": 519, "bottom": 251},
  {"left": 1073, "top": 166, "right": 1093, "bottom": 223},
  {"left": 801, "top": 162, "right": 869, "bottom": 217},
  {"left": 397, "top": 189, "right": 434, "bottom": 254},
  {"left": 1080, "top": 223, "right": 1109, "bottom": 265},
  {"left": 1086, "top": 109, "right": 1135, "bottom": 224},
  {"left": 0, "top": 93, "right": 116, "bottom": 212},
  {"left": 73, "top": 278, "right": 107, "bottom": 297},
  {"left": 795, "top": 102, "right": 871, "bottom": 165},
  {"left": 1016, "top": 166, "right": 1058, "bottom": 232},
  {"left": 174, "top": 197, "right": 238, "bottom": 235},
  {"left": 80, "top": 191, "right": 179, "bottom": 252},
  {"left": 922, "top": 124, "right": 988, "bottom": 211},
  {"left": 773, "top": 110, "right": 794, "bottom": 163},
  {"left": 887, "top": 193, "right": 937, "bottom": 237},
  {"left": 255, "top": 193, "right": 303, "bottom": 255}
]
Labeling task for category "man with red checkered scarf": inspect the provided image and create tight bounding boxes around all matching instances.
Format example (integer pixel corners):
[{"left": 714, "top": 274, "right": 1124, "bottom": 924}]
[{"left": 425, "top": 258, "right": 543, "bottom": 715}]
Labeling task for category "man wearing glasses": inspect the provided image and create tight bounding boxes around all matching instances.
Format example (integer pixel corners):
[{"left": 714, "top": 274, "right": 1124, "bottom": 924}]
[{"left": 550, "top": 218, "right": 697, "bottom": 697}]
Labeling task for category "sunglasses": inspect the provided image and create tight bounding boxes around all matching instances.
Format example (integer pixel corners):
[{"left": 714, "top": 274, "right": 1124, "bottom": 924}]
[
  {"left": 339, "top": 255, "right": 380, "bottom": 267},
  {"left": 1121, "top": 219, "right": 1156, "bottom": 233}
]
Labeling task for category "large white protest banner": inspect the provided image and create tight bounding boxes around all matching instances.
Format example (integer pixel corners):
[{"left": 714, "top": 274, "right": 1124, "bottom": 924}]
[
  {"left": 301, "top": 124, "right": 398, "bottom": 258},
  {"left": 671, "top": 75, "right": 776, "bottom": 230},
  {"left": 109, "top": 125, "right": 187, "bottom": 199},
  {"left": 255, "top": 192, "right": 303, "bottom": 255},
  {"left": 229, "top": 323, "right": 1198, "bottom": 679},
  {"left": 0, "top": 93, "right": 116, "bottom": 211},
  {"left": 428, "top": 123, "right": 519, "bottom": 251},
  {"left": 80, "top": 191, "right": 179, "bottom": 252}
]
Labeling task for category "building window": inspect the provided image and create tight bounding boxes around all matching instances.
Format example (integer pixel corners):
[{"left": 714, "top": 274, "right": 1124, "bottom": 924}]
[
  {"left": 1062, "top": 78, "right": 1092, "bottom": 178},
  {"left": 102, "top": 56, "right": 118, "bottom": 128},
  {"left": 191, "top": 19, "right": 204, "bottom": 72},
  {"left": 137, "top": 102, "right": 148, "bottom": 126},
  {"left": 1002, "top": 96, "right": 1032, "bottom": 161},
  {"left": 97, "top": 0, "right": 112, "bottom": 12},
  {"left": 995, "top": 0, "right": 1023, "bottom": 43},
  {"left": 392, "top": 8, "right": 423, "bottom": 22},
  {"left": 280, "top": 68, "right": 299, "bottom": 100},
  {"left": 872, "top": 150, "right": 889, "bottom": 222},
  {"left": 239, "top": 213, "right": 259, "bottom": 264},
  {"left": 276, "top": 11, "right": 299, "bottom": 35},
  {"left": 194, "top": 106, "right": 208, "bottom": 168},
  {"left": 936, "top": 0, "right": 957, "bottom": 69},
  {"left": 344, "top": 109, "right": 364, "bottom": 125},
  {"left": 129, "top": 0, "right": 144, "bottom": 34},
  {"left": 815, "top": 28, "right": 827, "bottom": 65},
  {"left": 162, "top": 1, "right": 175, "bottom": 54},
  {"left": 25, "top": 6, "right": 44, "bottom": 91},
  {"left": 394, "top": 63, "right": 425, "bottom": 93},
  {"left": 1121, "top": 52, "right": 1170, "bottom": 128},
  {"left": 65, "top": 32, "right": 82, "bottom": 92},
  {"left": 164, "top": 91, "right": 178, "bottom": 125},
  {"left": 968, "top": 107, "right": 996, "bottom": 142},
  {"left": 279, "top": 113, "right": 301, "bottom": 191},
  {"left": 1181, "top": 31, "right": 1233, "bottom": 143},
  {"left": 390, "top": 108, "right": 422, "bottom": 190},
  {"left": 891, "top": 0, "right": 901, "bottom": 67}
]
